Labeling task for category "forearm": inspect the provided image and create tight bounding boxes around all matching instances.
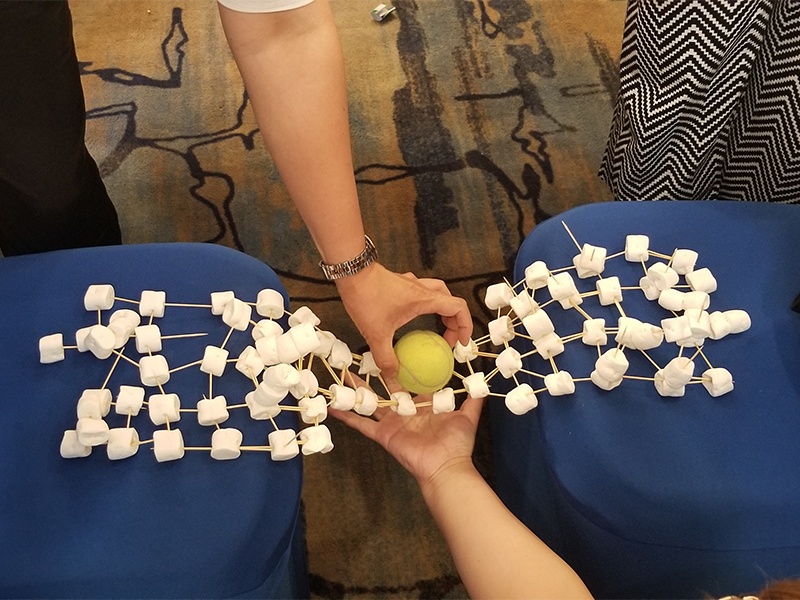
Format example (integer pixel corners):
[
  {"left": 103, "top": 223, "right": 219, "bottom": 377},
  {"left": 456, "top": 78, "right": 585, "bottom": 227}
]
[{"left": 419, "top": 460, "right": 592, "bottom": 600}]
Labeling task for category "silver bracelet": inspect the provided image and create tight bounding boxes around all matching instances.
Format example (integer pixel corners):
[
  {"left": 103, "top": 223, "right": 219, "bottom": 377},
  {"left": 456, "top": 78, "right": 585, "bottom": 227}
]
[{"left": 319, "top": 235, "right": 378, "bottom": 281}]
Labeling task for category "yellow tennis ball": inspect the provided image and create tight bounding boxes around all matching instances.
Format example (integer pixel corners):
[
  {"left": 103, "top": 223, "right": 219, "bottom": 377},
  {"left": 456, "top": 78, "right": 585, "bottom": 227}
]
[{"left": 394, "top": 330, "right": 454, "bottom": 395}]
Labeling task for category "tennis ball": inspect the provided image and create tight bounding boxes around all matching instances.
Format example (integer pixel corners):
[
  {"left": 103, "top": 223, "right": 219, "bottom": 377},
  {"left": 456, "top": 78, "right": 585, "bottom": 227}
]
[{"left": 394, "top": 330, "right": 454, "bottom": 395}]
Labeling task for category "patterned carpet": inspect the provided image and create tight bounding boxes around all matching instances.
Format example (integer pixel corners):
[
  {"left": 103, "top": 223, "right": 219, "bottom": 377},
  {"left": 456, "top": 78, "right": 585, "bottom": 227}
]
[{"left": 71, "top": 0, "right": 626, "bottom": 596}]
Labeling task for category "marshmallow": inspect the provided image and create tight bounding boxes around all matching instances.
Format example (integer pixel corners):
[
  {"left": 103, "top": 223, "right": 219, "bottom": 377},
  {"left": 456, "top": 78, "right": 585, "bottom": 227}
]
[
  {"left": 723, "top": 309, "right": 751, "bottom": 334},
  {"left": 533, "top": 331, "right": 564, "bottom": 359},
  {"left": 256, "top": 289, "right": 285, "bottom": 318},
  {"left": 210, "top": 428, "right": 243, "bottom": 460},
  {"left": 108, "top": 310, "right": 140, "bottom": 349},
  {"left": 115, "top": 385, "right": 145, "bottom": 416},
  {"left": 222, "top": 298, "right": 252, "bottom": 331},
  {"left": 391, "top": 391, "right": 417, "bottom": 416},
  {"left": 197, "top": 395, "right": 229, "bottom": 426},
  {"left": 630, "top": 322, "right": 664, "bottom": 351},
  {"left": 60, "top": 430, "right": 91, "bottom": 459},
  {"left": 210, "top": 291, "right": 235, "bottom": 315},
  {"left": 488, "top": 315, "right": 515, "bottom": 346},
  {"left": 153, "top": 429, "right": 184, "bottom": 462},
  {"left": 671, "top": 249, "right": 698, "bottom": 275},
  {"left": 290, "top": 369, "right": 319, "bottom": 400},
  {"left": 354, "top": 387, "right": 379, "bottom": 416},
  {"left": 686, "top": 267, "right": 717, "bottom": 294},
  {"left": 544, "top": 371, "right": 575, "bottom": 396},
  {"left": 108, "top": 309, "right": 141, "bottom": 328},
  {"left": 596, "top": 276, "right": 622, "bottom": 306},
  {"left": 662, "top": 357, "right": 695, "bottom": 387},
  {"left": 495, "top": 347, "right": 522, "bottom": 379},
  {"left": 573, "top": 243, "right": 607, "bottom": 278},
  {"left": 269, "top": 429, "right": 300, "bottom": 461},
  {"left": 702, "top": 367, "right": 734, "bottom": 397},
  {"left": 275, "top": 332, "right": 303, "bottom": 364},
  {"left": 289, "top": 322, "right": 321, "bottom": 356},
  {"left": 509, "top": 291, "right": 538, "bottom": 319},
  {"left": 661, "top": 315, "right": 692, "bottom": 343},
  {"left": 638, "top": 276, "right": 661, "bottom": 301},
  {"left": 84, "top": 284, "right": 115, "bottom": 311},
  {"left": 299, "top": 394, "right": 328, "bottom": 424},
  {"left": 139, "top": 290, "right": 166, "bottom": 318},
  {"left": 484, "top": 282, "right": 514, "bottom": 310},
  {"left": 75, "top": 417, "right": 110, "bottom": 447},
  {"left": 432, "top": 388, "right": 456, "bottom": 414},
  {"left": 85, "top": 325, "right": 116, "bottom": 360},
  {"left": 312, "top": 330, "right": 336, "bottom": 358},
  {"left": 134, "top": 324, "right": 162, "bottom": 354},
  {"left": 39, "top": 333, "right": 65, "bottom": 364},
  {"left": 245, "top": 391, "right": 282, "bottom": 420},
  {"left": 264, "top": 363, "right": 301, "bottom": 390},
  {"left": 75, "top": 326, "right": 93, "bottom": 353},
  {"left": 107, "top": 428, "right": 140, "bottom": 460},
  {"left": 594, "top": 349, "right": 629, "bottom": 381},
  {"left": 646, "top": 263, "right": 679, "bottom": 291},
  {"left": 358, "top": 351, "right": 381, "bottom": 376},
  {"left": 329, "top": 384, "right": 356, "bottom": 411},
  {"left": 524, "top": 261, "right": 550, "bottom": 290},
  {"left": 148, "top": 393, "right": 181, "bottom": 426},
  {"left": 200, "top": 345, "right": 229, "bottom": 377},
  {"left": 614, "top": 316, "right": 641, "bottom": 348},
  {"left": 235, "top": 346, "right": 265, "bottom": 379},
  {"left": 453, "top": 339, "right": 479, "bottom": 363},
  {"left": 76, "top": 389, "right": 112, "bottom": 419},
  {"left": 684, "top": 309, "right": 712, "bottom": 339},
  {"left": 253, "top": 381, "right": 286, "bottom": 407},
  {"left": 581, "top": 318, "right": 607, "bottom": 346},
  {"left": 252, "top": 319, "right": 284, "bottom": 341},
  {"left": 624, "top": 235, "right": 649, "bottom": 262},
  {"left": 254, "top": 335, "right": 280, "bottom": 366},
  {"left": 547, "top": 272, "right": 581, "bottom": 309},
  {"left": 299, "top": 425, "right": 334, "bottom": 455},
  {"left": 288, "top": 306, "right": 321, "bottom": 328},
  {"left": 590, "top": 370, "right": 623, "bottom": 391},
  {"left": 327, "top": 339, "right": 353, "bottom": 370},
  {"left": 522, "top": 310, "right": 555, "bottom": 340},
  {"left": 504, "top": 383, "right": 538, "bottom": 415},
  {"left": 654, "top": 373, "right": 685, "bottom": 398},
  {"left": 658, "top": 288, "right": 685, "bottom": 312},
  {"left": 462, "top": 372, "right": 490, "bottom": 399},
  {"left": 683, "top": 290, "right": 710, "bottom": 311},
  {"left": 708, "top": 311, "right": 732, "bottom": 340}
]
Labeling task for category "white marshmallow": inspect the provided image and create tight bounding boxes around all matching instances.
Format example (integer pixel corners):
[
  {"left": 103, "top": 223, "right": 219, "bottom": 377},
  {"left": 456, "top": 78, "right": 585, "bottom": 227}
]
[
  {"left": 581, "top": 318, "right": 607, "bottom": 346},
  {"left": 107, "top": 428, "right": 140, "bottom": 460},
  {"left": 75, "top": 417, "right": 110, "bottom": 447},
  {"left": 264, "top": 364, "right": 301, "bottom": 390},
  {"left": 624, "top": 235, "right": 649, "bottom": 262},
  {"left": 300, "top": 425, "right": 334, "bottom": 455},
  {"left": 210, "top": 291, "right": 235, "bottom": 315},
  {"left": 654, "top": 373, "right": 685, "bottom": 398},
  {"left": 139, "top": 290, "right": 166, "bottom": 318},
  {"left": 115, "top": 385, "right": 145, "bottom": 416},
  {"left": 197, "top": 395, "right": 229, "bottom": 426},
  {"left": 495, "top": 347, "right": 522, "bottom": 379},
  {"left": 524, "top": 261, "right": 549, "bottom": 290},
  {"left": 134, "top": 324, "right": 162, "bottom": 354},
  {"left": 658, "top": 288, "right": 685, "bottom": 312},
  {"left": 544, "top": 371, "right": 575, "bottom": 396},
  {"left": 671, "top": 249, "right": 698, "bottom": 275},
  {"left": 269, "top": 429, "right": 300, "bottom": 461},
  {"left": 289, "top": 322, "right": 321, "bottom": 356},
  {"left": 590, "top": 370, "right": 623, "bottom": 391},
  {"left": 275, "top": 332, "right": 303, "bottom": 364},
  {"left": 210, "top": 428, "right": 243, "bottom": 460},
  {"left": 358, "top": 351, "right": 381, "bottom": 376},
  {"left": 75, "top": 326, "right": 92, "bottom": 353},
  {"left": 723, "top": 309, "right": 751, "bottom": 334},
  {"left": 354, "top": 387, "right": 379, "bottom": 416},
  {"left": 488, "top": 315, "right": 515, "bottom": 346},
  {"left": 646, "top": 263, "right": 679, "bottom": 291},
  {"left": 299, "top": 394, "right": 328, "bottom": 424},
  {"left": 596, "top": 276, "right": 622, "bottom": 306},
  {"left": 253, "top": 381, "right": 286, "bottom": 407},
  {"left": 509, "top": 291, "right": 538, "bottom": 319},
  {"left": 685, "top": 267, "right": 717, "bottom": 294},
  {"left": 683, "top": 291, "right": 710, "bottom": 311},
  {"left": 630, "top": 322, "right": 664, "bottom": 351},
  {"left": 85, "top": 325, "right": 116, "bottom": 360},
  {"left": 702, "top": 367, "right": 734, "bottom": 397},
  {"left": 432, "top": 388, "right": 456, "bottom": 414},
  {"left": 39, "top": 333, "right": 65, "bottom": 364},
  {"left": 235, "top": 346, "right": 265, "bottom": 379},
  {"left": 594, "top": 349, "right": 629, "bottom": 381},
  {"left": 200, "top": 345, "right": 229, "bottom": 377},
  {"left": 453, "top": 339, "right": 479, "bottom": 363},
  {"left": 573, "top": 244, "right": 607, "bottom": 278},
  {"left": 84, "top": 284, "right": 115, "bottom": 311},
  {"left": 685, "top": 309, "right": 712, "bottom": 338},
  {"left": 288, "top": 306, "right": 321, "bottom": 328},
  {"left": 329, "top": 384, "right": 356, "bottom": 411},
  {"left": 484, "top": 282, "right": 514, "bottom": 310},
  {"left": 256, "top": 289, "right": 285, "bottom": 318},
  {"left": 290, "top": 369, "right": 319, "bottom": 400},
  {"left": 245, "top": 391, "right": 282, "bottom": 420},
  {"left": 661, "top": 315, "right": 692, "bottom": 343},
  {"left": 708, "top": 311, "right": 732, "bottom": 340},
  {"left": 328, "top": 339, "right": 353, "bottom": 370},
  {"left": 148, "top": 393, "right": 181, "bottom": 426},
  {"left": 504, "top": 383, "right": 538, "bottom": 415},
  {"left": 614, "top": 316, "right": 642, "bottom": 348},
  {"left": 533, "top": 331, "right": 564, "bottom": 359},
  {"left": 108, "top": 310, "right": 140, "bottom": 349},
  {"left": 252, "top": 319, "right": 283, "bottom": 341},
  {"left": 312, "top": 330, "right": 336, "bottom": 358},
  {"left": 547, "top": 272, "right": 581, "bottom": 309},
  {"left": 108, "top": 308, "right": 140, "bottom": 327},
  {"left": 254, "top": 335, "right": 280, "bottom": 366},
  {"left": 662, "top": 357, "right": 695, "bottom": 387},
  {"left": 222, "top": 298, "right": 252, "bottom": 331},
  {"left": 391, "top": 391, "right": 417, "bottom": 416},
  {"left": 60, "top": 430, "right": 91, "bottom": 459},
  {"left": 153, "top": 429, "right": 184, "bottom": 462},
  {"left": 638, "top": 276, "right": 661, "bottom": 301},
  {"left": 522, "top": 310, "right": 554, "bottom": 340},
  {"left": 462, "top": 372, "right": 490, "bottom": 399},
  {"left": 76, "top": 389, "right": 112, "bottom": 419}
]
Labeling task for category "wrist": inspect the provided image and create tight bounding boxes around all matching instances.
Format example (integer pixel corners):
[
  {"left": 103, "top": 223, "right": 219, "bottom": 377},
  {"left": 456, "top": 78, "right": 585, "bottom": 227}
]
[
  {"left": 319, "top": 235, "right": 378, "bottom": 281},
  {"left": 418, "top": 457, "right": 480, "bottom": 506}
]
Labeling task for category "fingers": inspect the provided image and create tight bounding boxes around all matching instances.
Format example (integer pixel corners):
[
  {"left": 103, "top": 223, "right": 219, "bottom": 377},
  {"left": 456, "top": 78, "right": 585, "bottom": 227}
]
[{"left": 328, "top": 407, "right": 381, "bottom": 441}]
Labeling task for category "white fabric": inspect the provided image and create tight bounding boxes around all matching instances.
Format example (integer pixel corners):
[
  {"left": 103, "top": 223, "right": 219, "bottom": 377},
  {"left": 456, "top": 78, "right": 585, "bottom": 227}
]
[{"left": 217, "top": 0, "right": 315, "bottom": 14}]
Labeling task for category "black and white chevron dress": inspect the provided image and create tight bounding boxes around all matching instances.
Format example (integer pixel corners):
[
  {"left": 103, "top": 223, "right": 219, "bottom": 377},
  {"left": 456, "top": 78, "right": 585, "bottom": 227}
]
[{"left": 599, "top": 0, "right": 800, "bottom": 203}]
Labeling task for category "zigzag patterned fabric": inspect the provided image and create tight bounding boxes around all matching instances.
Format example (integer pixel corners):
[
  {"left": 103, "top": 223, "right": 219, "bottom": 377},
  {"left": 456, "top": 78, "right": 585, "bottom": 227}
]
[{"left": 599, "top": 0, "right": 800, "bottom": 203}]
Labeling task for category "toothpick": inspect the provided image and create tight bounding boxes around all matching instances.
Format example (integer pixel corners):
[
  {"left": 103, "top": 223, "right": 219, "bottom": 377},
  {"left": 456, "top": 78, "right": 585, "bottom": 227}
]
[
  {"left": 561, "top": 221, "right": 582, "bottom": 251},
  {"left": 112, "top": 349, "right": 140, "bottom": 368},
  {"left": 164, "top": 302, "right": 212, "bottom": 309},
  {"left": 101, "top": 349, "right": 124, "bottom": 390},
  {"left": 161, "top": 332, "right": 208, "bottom": 340},
  {"left": 168, "top": 359, "right": 203, "bottom": 374}
]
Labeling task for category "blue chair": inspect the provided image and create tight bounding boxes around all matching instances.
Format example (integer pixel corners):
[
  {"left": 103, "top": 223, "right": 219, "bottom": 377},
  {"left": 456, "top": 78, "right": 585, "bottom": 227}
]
[
  {"left": 0, "top": 243, "right": 308, "bottom": 599},
  {"left": 490, "top": 201, "right": 800, "bottom": 598}
]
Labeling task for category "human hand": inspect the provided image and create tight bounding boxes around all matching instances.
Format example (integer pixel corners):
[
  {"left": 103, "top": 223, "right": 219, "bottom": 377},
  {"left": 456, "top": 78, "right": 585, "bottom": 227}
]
[{"left": 334, "top": 262, "right": 472, "bottom": 389}]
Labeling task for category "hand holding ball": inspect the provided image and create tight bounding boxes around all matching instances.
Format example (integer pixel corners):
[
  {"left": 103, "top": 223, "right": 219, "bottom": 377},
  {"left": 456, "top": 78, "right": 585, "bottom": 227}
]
[{"left": 394, "top": 330, "right": 454, "bottom": 395}]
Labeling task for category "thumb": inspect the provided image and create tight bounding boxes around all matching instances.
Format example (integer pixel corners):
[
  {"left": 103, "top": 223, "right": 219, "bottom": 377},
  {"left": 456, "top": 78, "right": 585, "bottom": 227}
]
[{"left": 369, "top": 338, "right": 402, "bottom": 392}]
